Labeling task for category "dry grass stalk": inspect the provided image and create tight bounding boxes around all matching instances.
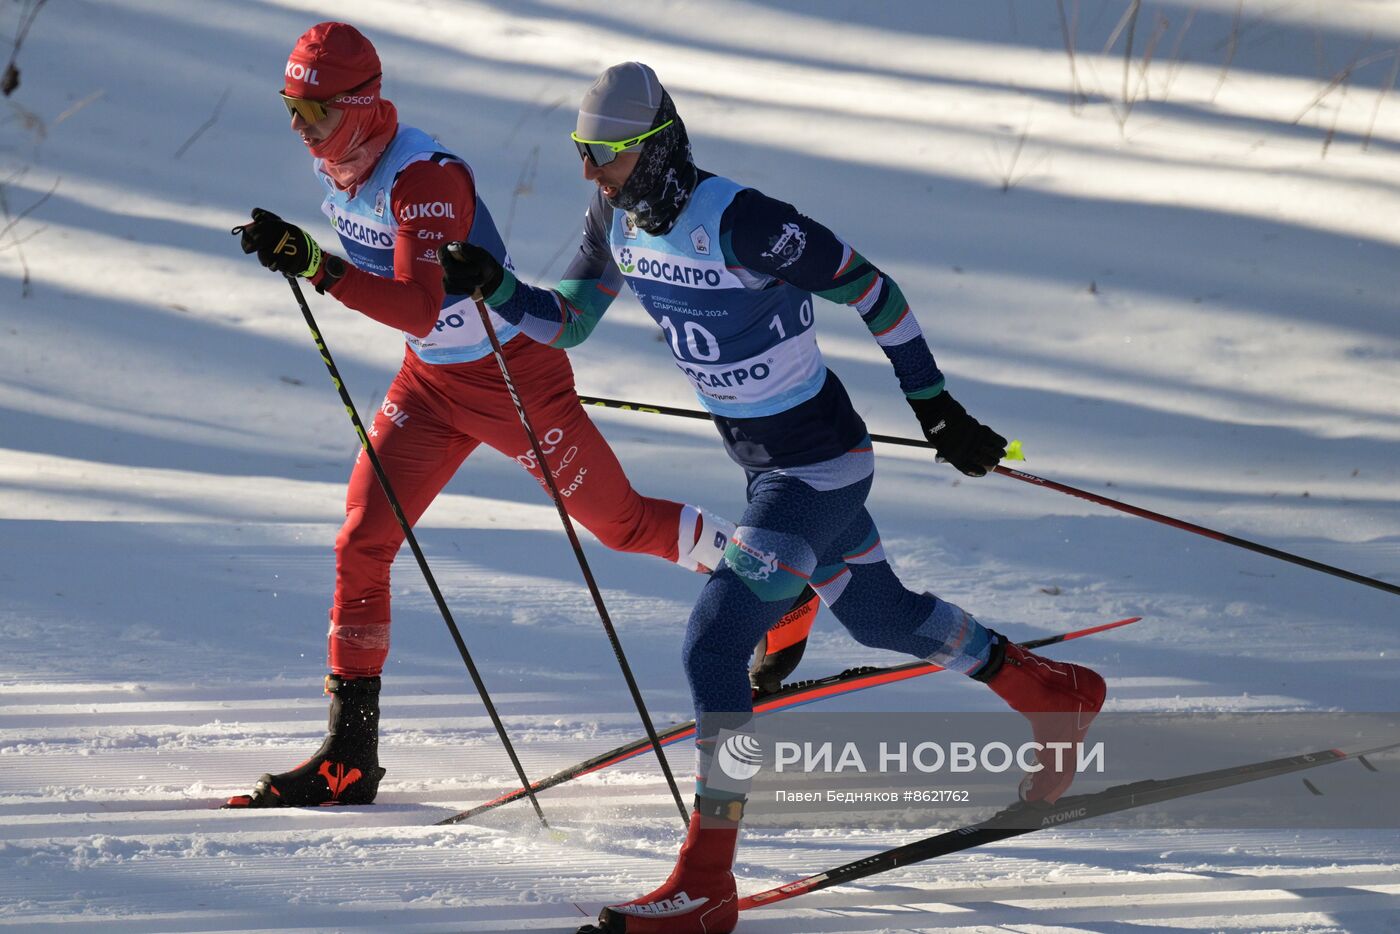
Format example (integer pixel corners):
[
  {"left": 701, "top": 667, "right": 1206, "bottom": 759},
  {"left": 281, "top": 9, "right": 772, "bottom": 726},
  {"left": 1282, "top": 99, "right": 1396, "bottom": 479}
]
[
  {"left": 1055, "top": 0, "right": 1086, "bottom": 112},
  {"left": 1211, "top": 0, "right": 1245, "bottom": 103},
  {"left": 1159, "top": 7, "right": 1198, "bottom": 100},
  {"left": 1361, "top": 51, "right": 1400, "bottom": 152}
]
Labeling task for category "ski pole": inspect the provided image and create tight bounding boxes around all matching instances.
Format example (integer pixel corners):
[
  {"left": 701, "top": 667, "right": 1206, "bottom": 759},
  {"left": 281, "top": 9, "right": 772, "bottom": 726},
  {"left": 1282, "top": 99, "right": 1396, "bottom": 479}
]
[
  {"left": 475, "top": 303, "right": 691, "bottom": 826},
  {"left": 576, "top": 394, "right": 1399, "bottom": 599},
  {"left": 281, "top": 274, "right": 551, "bottom": 828}
]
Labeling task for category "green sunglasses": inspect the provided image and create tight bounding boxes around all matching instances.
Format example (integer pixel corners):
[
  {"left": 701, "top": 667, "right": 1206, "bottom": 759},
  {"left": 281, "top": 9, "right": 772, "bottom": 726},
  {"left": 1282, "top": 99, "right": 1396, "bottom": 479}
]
[{"left": 571, "top": 119, "right": 674, "bottom": 166}]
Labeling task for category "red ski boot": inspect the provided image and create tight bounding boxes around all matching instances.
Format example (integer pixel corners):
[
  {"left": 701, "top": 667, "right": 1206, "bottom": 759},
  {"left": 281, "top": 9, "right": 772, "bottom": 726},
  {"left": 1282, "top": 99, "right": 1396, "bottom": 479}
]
[
  {"left": 580, "top": 798, "right": 742, "bottom": 934},
  {"left": 976, "top": 637, "right": 1107, "bottom": 803}
]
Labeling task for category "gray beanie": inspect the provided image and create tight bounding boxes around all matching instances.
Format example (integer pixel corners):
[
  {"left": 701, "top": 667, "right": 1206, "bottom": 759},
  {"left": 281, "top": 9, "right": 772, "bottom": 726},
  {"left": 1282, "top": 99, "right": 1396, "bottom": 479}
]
[{"left": 576, "top": 62, "right": 665, "bottom": 142}]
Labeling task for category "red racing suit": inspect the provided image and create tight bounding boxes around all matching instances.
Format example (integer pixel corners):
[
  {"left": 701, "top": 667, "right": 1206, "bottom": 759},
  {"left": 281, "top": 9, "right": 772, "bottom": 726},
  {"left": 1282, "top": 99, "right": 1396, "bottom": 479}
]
[{"left": 309, "top": 129, "right": 698, "bottom": 677}]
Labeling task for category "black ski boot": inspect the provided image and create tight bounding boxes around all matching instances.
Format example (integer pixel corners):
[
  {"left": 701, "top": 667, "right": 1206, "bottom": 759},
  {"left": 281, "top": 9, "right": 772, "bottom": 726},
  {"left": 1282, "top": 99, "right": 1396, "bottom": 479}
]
[
  {"left": 224, "top": 674, "right": 386, "bottom": 808},
  {"left": 749, "top": 585, "right": 819, "bottom": 696}
]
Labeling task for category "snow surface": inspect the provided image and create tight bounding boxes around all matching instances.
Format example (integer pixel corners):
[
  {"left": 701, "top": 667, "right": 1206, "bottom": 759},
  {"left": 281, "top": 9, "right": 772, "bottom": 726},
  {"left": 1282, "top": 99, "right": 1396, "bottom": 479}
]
[{"left": 2, "top": 0, "right": 1398, "bottom": 931}]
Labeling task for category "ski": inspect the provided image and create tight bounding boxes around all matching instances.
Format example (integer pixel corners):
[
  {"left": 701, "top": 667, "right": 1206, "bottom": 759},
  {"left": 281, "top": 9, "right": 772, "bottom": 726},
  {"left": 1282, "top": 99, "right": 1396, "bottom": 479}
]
[
  {"left": 739, "top": 740, "right": 1400, "bottom": 910},
  {"left": 435, "top": 615, "right": 1141, "bottom": 826}
]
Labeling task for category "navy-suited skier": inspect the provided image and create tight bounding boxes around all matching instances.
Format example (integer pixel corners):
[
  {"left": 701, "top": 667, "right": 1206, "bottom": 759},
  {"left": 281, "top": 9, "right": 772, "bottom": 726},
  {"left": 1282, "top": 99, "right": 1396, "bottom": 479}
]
[{"left": 440, "top": 63, "right": 1107, "bottom": 934}]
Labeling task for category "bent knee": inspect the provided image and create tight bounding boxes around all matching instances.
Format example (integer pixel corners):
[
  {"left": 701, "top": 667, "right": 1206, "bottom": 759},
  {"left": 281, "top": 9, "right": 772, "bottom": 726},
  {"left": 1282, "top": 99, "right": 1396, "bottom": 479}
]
[
  {"left": 723, "top": 526, "right": 815, "bottom": 603},
  {"left": 335, "top": 508, "right": 402, "bottom": 568}
]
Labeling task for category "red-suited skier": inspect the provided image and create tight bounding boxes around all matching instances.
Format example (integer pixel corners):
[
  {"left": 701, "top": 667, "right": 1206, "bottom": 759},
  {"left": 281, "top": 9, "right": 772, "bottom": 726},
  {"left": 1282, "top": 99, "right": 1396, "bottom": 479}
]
[
  {"left": 224, "top": 24, "right": 816, "bottom": 810},
  {"left": 441, "top": 63, "right": 1109, "bottom": 933}
]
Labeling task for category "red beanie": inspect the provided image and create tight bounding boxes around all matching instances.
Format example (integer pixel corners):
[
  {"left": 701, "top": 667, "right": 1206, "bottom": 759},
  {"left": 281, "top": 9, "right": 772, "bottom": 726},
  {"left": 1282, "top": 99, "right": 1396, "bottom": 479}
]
[{"left": 283, "top": 22, "right": 381, "bottom": 105}]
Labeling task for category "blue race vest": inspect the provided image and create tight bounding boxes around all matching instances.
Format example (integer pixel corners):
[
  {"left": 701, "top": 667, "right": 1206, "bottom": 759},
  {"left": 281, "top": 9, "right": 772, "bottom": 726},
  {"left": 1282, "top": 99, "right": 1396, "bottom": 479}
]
[
  {"left": 609, "top": 176, "right": 825, "bottom": 419},
  {"left": 318, "top": 125, "right": 520, "bottom": 364}
]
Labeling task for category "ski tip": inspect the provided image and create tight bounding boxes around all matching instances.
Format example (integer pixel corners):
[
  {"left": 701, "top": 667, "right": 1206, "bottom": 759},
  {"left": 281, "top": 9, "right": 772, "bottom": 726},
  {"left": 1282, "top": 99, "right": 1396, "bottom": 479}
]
[
  {"left": 1075, "top": 616, "right": 1143, "bottom": 637},
  {"left": 572, "top": 902, "right": 608, "bottom": 932},
  {"left": 1023, "top": 615, "right": 1143, "bottom": 650}
]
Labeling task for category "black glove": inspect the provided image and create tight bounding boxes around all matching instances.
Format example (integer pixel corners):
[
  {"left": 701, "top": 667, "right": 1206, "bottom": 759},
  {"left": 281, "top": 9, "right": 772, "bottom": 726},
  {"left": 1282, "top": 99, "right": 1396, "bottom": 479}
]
[
  {"left": 439, "top": 241, "right": 503, "bottom": 299},
  {"left": 908, "top": 391, "right": 1008, "bottom": 477},
  {"left": 235, "top": 208, "right": 326, "bottom": 279}
]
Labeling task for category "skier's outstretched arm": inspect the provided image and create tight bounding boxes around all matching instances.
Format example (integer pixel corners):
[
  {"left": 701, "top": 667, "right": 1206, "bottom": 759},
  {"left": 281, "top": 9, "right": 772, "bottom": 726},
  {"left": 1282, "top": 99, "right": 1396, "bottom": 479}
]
[
  {"left": 440, "top": 189, "right": 621, "bottom": 349},
  {"left": 725, "top": 189, "right": 1007, "bottom": 476}
]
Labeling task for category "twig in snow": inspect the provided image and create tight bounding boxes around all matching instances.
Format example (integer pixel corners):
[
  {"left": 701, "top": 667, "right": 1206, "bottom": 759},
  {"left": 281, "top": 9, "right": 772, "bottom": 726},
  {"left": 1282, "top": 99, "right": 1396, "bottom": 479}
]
[
  {"left": 1101, "top": 1, "right": 1138, "bottom": 59},
  {"left": 1291, "top": 44, "right": 1385, "bottom": 125},
  {"left": 504, "top": 144, "right": 539, "bottom": 245},
  {"left": 54, "top": 88, "right": 104, "bottom": 127},
  {"left": 1211, "top": 0, "right": 1244, "bottom": 103},
  {"left": 1320, "top": 81, "right": 1347, "bottom": 158},
  {"left": 988, "top": 113, "right": 1045, "bottom": 193},
  {"left": 1119, "top": 0, "right": 1142, "bottom": 109},
  {"left": 1159, "top": 7, "right": 1198, "bottom": 100},
  {"left": 1316, "top": 41, "right": 1385, "bottom": 158},
  {"left": 1102, "top": 3, "right": 1168, "bottom": 135},
  {"left": 536, "top": 226, "right": 579, "bottom": 282},
  {"left": 1054, "top": 0, "right": 1085, "bottom": 113},
  {"left": 5, "top": 96, "right": 45, "bottom": 140},
  {"left": 1135, "top": 14, "right": 1170, "bottom": 104},
  {"left": 0, "top": 187, "right": 25, "bottom": 295},
  {"left": 0, "top": 224, "right": 46, "bottom": 250},
  {"left": 503, "top": 92, "right": 566, "bottom": 150},
  {"left": 0, "top": 167, "right": 56, "bottom": 239},
  {"left": 2, "top": 0, "right": 48, "bottom": 97},
  {"left": 1362, "top": 51, "right": 1400, "bottom": 152},
  {"left": 0, "top": 170, "right": 57, "bottom": 296},
  {"left": 174, "top": 87, "right": 230, "bottom": 159}
]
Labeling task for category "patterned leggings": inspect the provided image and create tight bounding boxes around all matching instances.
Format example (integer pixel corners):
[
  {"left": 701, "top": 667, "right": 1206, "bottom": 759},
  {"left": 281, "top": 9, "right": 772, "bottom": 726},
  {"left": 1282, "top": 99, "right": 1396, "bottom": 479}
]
[{"left": 684, "top": 442, "right": 993, "bottom": 797}]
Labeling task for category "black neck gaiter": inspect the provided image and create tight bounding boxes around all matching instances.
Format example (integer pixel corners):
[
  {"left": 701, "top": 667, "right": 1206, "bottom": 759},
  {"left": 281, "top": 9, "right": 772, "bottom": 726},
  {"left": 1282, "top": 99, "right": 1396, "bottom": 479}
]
[{"left": 608, "top": 90, "right": 698, "bottom": 236}]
